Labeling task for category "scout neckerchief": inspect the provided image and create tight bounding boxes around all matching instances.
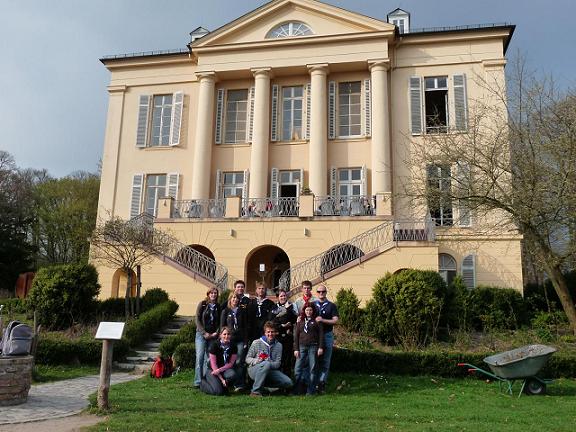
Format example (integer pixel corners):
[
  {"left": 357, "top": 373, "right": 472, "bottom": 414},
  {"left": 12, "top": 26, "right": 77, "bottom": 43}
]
[
  {"left": 220, "top": 342, "right": 231, "bottom": 364},
  {"left": 231, "top": 307, "right": 238, "bottom": 330},
  {"left": 304, "top": 317, "right": 312, "bottom": 333},
  {"left": 259, "top": 335, "right": 275, "bottom": 357},
  {"left": 207, "top": 303, "right": 217, "bottom": 327},
  {"left": 256, "top": 297, "right": 265, "bottom": 318},
  {"left": 317, "top": 300, "right": 329, "bottom": 318}
]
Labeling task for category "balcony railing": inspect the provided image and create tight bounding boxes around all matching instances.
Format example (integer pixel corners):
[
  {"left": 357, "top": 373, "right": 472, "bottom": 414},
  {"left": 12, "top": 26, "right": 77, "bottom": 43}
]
[
  {"left": 172, "top": 199, "right": 226, "bottom": 219},
  {"left": 242, "top": 197, "right": 299, "bottom": 218},
  {"left": 314, "top": 195, "right": 376, "bottom": 216}
]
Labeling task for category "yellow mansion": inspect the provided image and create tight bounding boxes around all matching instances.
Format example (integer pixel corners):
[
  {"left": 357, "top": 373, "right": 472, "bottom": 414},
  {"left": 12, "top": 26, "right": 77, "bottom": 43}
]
[{"left": 96, "top": 0, "right": 522, "bottom": 315}]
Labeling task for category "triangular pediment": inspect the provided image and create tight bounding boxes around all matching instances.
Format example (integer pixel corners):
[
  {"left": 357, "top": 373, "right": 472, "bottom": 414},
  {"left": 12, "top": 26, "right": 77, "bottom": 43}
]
[{"left": 192, "top": 0, "right": 394, "bottom": 48}]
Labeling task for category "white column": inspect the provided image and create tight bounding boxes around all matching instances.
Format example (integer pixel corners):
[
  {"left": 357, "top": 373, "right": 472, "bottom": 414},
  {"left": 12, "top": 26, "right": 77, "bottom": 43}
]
[
  {"left": 249, "top": 68, "right": 271, "bottom": 199},
  {"left": 191, "top": 72, "right": 216, "bottom": 200},
  {"left": 369, "top": 60, "right": 392, "bottom": 194},
  {"left": 308, "top": 64, "right": 329, "bottom": 196}
]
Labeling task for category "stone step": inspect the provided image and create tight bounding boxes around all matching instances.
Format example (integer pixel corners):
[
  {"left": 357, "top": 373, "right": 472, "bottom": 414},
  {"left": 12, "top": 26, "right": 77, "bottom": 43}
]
[
  {"left": 126, "top": 355, "right": 154, "bottom": 362},
  {"left": 162, "top": 327, "right": 181, "bottom": 334},
  {"left": 134, "top": 350, "right": 159, "bottom": 358},
  {"left": 142, "top": 342, "right": 161, "bottom": 350}
]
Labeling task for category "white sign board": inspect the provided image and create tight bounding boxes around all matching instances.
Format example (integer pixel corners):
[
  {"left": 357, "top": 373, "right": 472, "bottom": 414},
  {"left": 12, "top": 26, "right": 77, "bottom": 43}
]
[{"left": 95, "top": 322, "right": 126, "bottom": 340}]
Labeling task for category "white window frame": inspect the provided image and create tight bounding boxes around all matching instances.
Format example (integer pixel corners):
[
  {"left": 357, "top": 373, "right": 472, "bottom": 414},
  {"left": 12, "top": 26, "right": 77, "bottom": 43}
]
[
  {"left": 427, "top": 164, "right": 453, "bottom": 226},
  {"left": 266, "top": 22, "right": 313, "bottom": 38},
  {"left": 338, "top": 168, "right": 363, "bottom": 197},
  {"left": 337, "top": 81, "right": 363, "bottom": 138},
  {"left": 281, "top": 86, "right": 304, "bottom": 141},
  {"left": 144, "top": 174, "right": 167, "bottom": 217},
  {"left": 424, "top": 76, "right": 449, "bottom": 134},
  {"left": 439, "top": 253, "right": 457, "bottom": 285},
  {"left": 150, "top": 95, "right": 173, "bottom": 147},
  {"left": 222, "top": 171, "right": 245, "bottom": 198},
  {"left": 224, "top": 89, "right": 249, "bottom": 144}
]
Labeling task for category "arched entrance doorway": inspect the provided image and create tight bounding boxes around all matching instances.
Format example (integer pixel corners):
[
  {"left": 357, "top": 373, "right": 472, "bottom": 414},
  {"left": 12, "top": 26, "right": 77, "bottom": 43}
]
[
  {"left": 245, "top": 246, "right": 290, "bottom": 295},
  {"left": 111, "top": 268, "right": 137, "bottom": 298},
  {"left": 175, "top": 244, "right": 216, "bottom": 281}
]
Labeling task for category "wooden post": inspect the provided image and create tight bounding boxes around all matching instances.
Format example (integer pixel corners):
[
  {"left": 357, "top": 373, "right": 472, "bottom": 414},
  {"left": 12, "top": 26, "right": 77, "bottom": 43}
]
[{"left": 97, "top": 339, "right": 114, "bottom": 411}]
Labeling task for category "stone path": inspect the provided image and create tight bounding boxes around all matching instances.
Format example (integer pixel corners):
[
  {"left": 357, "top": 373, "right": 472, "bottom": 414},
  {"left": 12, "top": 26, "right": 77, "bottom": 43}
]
[{"left": 0, "top": 373, "right": 140, "bottom": 425}]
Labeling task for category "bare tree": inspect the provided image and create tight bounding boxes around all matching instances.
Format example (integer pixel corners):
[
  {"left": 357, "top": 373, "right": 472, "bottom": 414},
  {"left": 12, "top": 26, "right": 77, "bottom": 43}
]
[
  {"left": 401, "top": 59, "right": 576, "bottom": 334},
  {"left": 90, "top": 214, "right": 172, "bottom": 318}
]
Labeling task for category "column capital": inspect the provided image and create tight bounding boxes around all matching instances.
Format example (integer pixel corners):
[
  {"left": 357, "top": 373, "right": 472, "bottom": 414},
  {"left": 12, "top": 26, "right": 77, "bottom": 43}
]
[
  {"left": 251, "top": 67, "right": 273, "bottom": 78},
  {"left": 307, "top": 63, "right": 330, "bottom": 74},
  {"left": 368, "top": 59, "right": 390, "bottom": 71},
  {"left": 195, "top": 70, "right": 217, "bottom": 82}
]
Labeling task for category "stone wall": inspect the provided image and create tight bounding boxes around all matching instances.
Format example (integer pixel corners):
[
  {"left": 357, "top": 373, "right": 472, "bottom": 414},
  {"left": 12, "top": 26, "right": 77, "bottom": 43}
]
[{"left": 0, "top": 356, "right": 33, "bottom": 406}]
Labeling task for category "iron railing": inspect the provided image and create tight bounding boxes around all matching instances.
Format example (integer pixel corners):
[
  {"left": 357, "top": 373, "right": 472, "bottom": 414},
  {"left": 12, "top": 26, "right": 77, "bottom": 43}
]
[
  {"left": 278, "top": 218, "right": 435, "bottom": 291},
  {"left": 172, "top": 199, "right": 226, "bottom": 219},
  {"left": 129, "top": 213, "right": 228, "bottom": 290},
  {"left": 314, "top": 195, "right": 376, "bottom": 216},
  {"left": 242, "top": 197, "right": 299, "bottom": 218}
]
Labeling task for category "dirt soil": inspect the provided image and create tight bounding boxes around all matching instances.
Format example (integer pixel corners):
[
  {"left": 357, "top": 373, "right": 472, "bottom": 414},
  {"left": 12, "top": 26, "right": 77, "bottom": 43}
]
[{"left": 0, "top": 414, "right": 104, "bottom": 432}]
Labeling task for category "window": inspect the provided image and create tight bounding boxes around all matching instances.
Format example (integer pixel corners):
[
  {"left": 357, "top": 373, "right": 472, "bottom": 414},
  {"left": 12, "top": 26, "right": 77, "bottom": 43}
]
[
  {"left": 151, "top": 95, "right": 173, "bottom": 146},
  {"left": 338, "top": 168, "right": 362, "bottom": 197},
  {"left": 266, "top": 22, "right": 313, "bottom": 38},
  {"left": 222, "top": 172, "right": 244, "bottom": 198},
  {"left": 281, "top": 86, "right": 304, "bottom": 141},
  {"left": 338, "top": 82, "right": 362, "bottom": 137},
  {"left": 224, "top": 90, "right": 249, "bottom": 144},
  {"left": 392, "top": 18, "right": 407, "bottom": 34},
  {"left": 144, "top": 175, "right": 167, "bottom": 216},
  {"left": 425, "top": 77, "right": 448, "bottom": 133},
  {"left": 427, "top": 165, "right": 453, "bottom": 226},
  {"left": 135, "top": 92, "right": 183, "bottom": 148},
  {"left": 439, "top": 253, "right": 457, "bottom": 286}
]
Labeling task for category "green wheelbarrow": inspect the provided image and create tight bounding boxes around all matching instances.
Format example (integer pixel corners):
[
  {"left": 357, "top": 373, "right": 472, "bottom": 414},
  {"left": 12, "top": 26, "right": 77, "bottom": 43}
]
[{"left": 458, "top": 344, "right": 556, "bottom": 397}]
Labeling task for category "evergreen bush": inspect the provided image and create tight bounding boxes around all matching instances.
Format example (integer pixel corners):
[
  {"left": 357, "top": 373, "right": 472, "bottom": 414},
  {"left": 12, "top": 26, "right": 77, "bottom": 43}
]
[
  {"left": 141, "top": 287, "right": 170, "bottom": 312},
  {"left": 470, "top": 286, "right": 528, "bottom": 331},
  {"left": 27, "top": 264, "right": 100, "bottom": 330},
  {"left": 335, "top": 288, "right": 364, "bottom": 332}
]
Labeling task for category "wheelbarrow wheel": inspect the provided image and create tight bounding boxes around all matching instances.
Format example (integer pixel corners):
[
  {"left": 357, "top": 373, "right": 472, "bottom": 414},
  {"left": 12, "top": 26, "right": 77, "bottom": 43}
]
[{"left": 524, "top": 378, "right": 546, "bottom": 395}]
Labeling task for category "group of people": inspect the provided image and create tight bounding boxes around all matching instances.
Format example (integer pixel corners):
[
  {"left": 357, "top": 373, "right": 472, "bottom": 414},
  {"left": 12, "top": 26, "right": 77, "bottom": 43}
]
[{"left": 194, "top": 279, "right": 339, "bottom": 397}]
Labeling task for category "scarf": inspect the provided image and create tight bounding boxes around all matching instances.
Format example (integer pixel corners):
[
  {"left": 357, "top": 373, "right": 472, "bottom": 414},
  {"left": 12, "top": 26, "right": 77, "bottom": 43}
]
[
  {"left": 220, "top": 342, "right": 231, "bottom": 364},
  {"left": 304, "top": 317, "right": 312, "bottom": 333},
  {"left": 231, "top": 307, "right": 238, "bottom": 330},
  {"left": 207, "top": 303, "right": 217, "bottom": 327},
  {"left": 259, "top": 335, "right": 275, "bottom": 357}
]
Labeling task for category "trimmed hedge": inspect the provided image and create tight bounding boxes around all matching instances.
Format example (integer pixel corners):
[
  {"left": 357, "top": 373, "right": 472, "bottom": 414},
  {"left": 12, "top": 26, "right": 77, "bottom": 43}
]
[
  {"left": 159, "top": 321, "right": 196, "bottom": 356},
  {"left": 331, "top": 348, "right": 576, "bottom": 378},
  {"left": 35, "top": 332, "right": 129, "bottom": 365},
  {"left": 97, "top": 298, "right": 125, "bottom": 320},
  {"left": 173, "top": 342, "right": 195, "bottom": 368},
  {"left": 124, "top": 300, "right": 179, "bottom": 348},
  {"left": 141, "top": 288, "right": 170, "bottom": 312}
]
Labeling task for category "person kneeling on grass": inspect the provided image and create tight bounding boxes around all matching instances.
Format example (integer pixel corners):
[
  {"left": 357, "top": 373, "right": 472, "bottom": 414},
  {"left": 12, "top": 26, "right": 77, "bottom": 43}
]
[
  {"left": 200, "top": 327, "right": 238, "bottom": 396},
  {"left": 245, "top": 321, "right": 293, "bottom": 397}
]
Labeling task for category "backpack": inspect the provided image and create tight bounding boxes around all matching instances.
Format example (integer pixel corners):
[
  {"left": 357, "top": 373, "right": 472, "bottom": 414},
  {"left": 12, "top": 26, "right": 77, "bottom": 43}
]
[
  {"left": 150, "top": 356, "right": 173, "bottom": 378},
  {"left": 0, "top": 321, "right": 34, "bottom": 356}
]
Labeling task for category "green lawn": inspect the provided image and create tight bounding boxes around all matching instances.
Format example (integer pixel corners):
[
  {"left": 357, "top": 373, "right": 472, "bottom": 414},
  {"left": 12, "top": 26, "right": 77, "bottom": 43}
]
[
  {"left": 33, "top": 365, "right": 100, "bottom": 383},
  {"left": 88, "top": 371, "right": 576, "bottom": 431}
]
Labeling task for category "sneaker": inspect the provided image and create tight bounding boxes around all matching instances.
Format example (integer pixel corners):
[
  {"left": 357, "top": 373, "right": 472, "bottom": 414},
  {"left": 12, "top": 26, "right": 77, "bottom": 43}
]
[
  {"left": 233, "top": 386, "right": 245, "bottom": 393},
  {"left": 249, "top": 392, "right": 263, "bottom": 398},
  {"left": 317, "top": 381, "right": 326, "bottom": 395}
]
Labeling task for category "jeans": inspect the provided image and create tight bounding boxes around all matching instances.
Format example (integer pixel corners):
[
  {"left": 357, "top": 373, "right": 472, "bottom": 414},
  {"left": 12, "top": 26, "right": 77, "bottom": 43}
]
[
  {"left": 200, "top": 368, "right": 238, "bottom": 396},
  {"left": 318, "top": 331, "right": 334, "bottom": 383},
  {"left": 234, "top": 340, "right": 246, "bottom": 388},
  {"left": 194, "top": 331, "right": 209, "bottom": 386},
  {"left": 294, "top": 344, "right": 319, "bottom": 394},
  {"left": 247, "top": 361, "right": 293, "bottom": 394}
]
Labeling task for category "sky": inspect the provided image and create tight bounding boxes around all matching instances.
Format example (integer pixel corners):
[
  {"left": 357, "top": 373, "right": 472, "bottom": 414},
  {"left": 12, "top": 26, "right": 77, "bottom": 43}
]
[{"left": 1, "top": 0, "right": 575, "bottom": 178}]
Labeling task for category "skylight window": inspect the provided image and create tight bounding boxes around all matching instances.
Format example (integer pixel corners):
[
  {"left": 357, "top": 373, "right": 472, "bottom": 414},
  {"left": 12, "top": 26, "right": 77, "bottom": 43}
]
[{"left": 266, "top": 22, "right": 313, "bottom": 38}]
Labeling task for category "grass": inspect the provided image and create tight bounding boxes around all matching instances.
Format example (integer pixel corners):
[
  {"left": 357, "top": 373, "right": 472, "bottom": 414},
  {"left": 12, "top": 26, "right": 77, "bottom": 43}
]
[
  {"left": 87, "top": 371, "right": 576, "bottom": 431},
  {"left": 33, "top": 364, "right": 100, "bottom": 383}
]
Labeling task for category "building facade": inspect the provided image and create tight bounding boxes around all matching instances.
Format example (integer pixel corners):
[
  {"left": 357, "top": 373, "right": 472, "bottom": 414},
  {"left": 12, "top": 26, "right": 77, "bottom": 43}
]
[{"left": 96, "top": 0, "right": 522, "bottom": 315}]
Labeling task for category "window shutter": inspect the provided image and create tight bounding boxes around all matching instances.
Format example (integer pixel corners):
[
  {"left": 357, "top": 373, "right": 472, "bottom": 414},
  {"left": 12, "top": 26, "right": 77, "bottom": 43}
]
[
  {"left": 330, "top": 167, "right": 337, "bottom": 197},
  {"left": 409, "top": 77, "right": 423, "bottom": 135},
  {"left": 456, "top": 162, "right": 471, "bottom": 226},
  {"left": 305, "top": 83, "right": 311, "bottom": 140},
  {"left": 169, "top": 91, "right": 184, "bottom": 146},
  {"left": 462, "top": 254, "right": 476, "bottom": 289},
  {"left": 360, "top": 165, "right": 367, "bottom": 196},
  {"left": 328, "top": 81, "right": 336, "bottom": 139},
  {"left": 130, "top": 174, "right": 144, "bottom": 218},
  {"left": 215, "top": 89, "right": 225, "bottom": 144},
  {"left": 136, "top": 95, "right": 150, "bottom": 148},
  {"left": 167, "top": 173, "right": 180, "bottom": 199},
  {"left": 453, "top": 74, "right": 468, "bottom": 132},
  {"left": 270, "top": 84, "right": 279, "bottom": 142},
  {"left": 242, "top": 169, "right": 250, "bottom": 200},
  {"left": 247, "top": 86, "right": 255, "bottom": 142},
  {"left": 215, "top": 169, "right": 222, "bottom": 200},
  {"left": 364, "top": 78, "right": 372, "bottom": 137},
  {"left": 270, "top": 168, "right": 279, "bottom": 199}
]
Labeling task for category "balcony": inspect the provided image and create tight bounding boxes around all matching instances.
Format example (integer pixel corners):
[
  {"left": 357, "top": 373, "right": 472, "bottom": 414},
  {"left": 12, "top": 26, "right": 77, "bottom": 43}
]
[{"left": 158, "top": 194, "right": 389, "bottom": 220}]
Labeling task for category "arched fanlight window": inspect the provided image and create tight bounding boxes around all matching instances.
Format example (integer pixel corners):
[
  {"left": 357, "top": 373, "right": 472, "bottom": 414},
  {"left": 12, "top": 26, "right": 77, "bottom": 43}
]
[
  {"left": 438, "top": 253, "right": 457, "bottom": 286},
  {"left": 266, "top": 22, "right": 313, "bottom": 38}
]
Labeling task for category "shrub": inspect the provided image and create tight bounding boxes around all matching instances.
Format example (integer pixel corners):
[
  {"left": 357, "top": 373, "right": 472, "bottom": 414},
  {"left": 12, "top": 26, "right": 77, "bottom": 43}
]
[
  {"left": 0, "top": 297, "right": 28, "bottom": 315},
  {"left": 531, "top": 310, "right": 568, "bottom": 342},
  {"left": 445, "top": 276, "right": 474, "bottom": 331},
  {"left": 336, "top": 288, "right": 364, "bottom": 332},
  {"left": 141, "top": 287, "right": 170, "bottom": 312},
  {"left": 364, "top": 270, "right": 447, "bottom": 348},
  {"left": 470, "top": 286, "right": 528, "bottom": 331},
  {"left": 173, "top": 342, "right": 196, "bottom": 368},
  {"left": 524, "top": 271, "right": 576, "bottom": 316},
  {"left": 124, "top": 300, "right": 178, "bottom": 348},
  {"left": 27, "top": 264, "right": 100, "bottom": 330},
  {"left": 159, "top": 321, "right": 196, "bottom": 356},
  {"left": 97, "top": 298, "right": 125, "bottom": 320},
  {"left": 35, "top": 332, "right": 129, "bottom": 365}
]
